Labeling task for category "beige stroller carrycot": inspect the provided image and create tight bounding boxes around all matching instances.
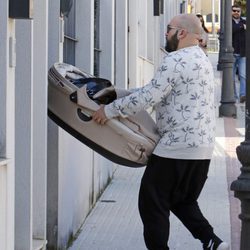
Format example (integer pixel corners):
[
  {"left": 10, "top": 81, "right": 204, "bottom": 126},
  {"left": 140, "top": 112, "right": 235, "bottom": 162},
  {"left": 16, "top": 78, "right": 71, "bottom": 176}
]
[{"left": 48, "top": 63, "right": 160, "bottom": 167}]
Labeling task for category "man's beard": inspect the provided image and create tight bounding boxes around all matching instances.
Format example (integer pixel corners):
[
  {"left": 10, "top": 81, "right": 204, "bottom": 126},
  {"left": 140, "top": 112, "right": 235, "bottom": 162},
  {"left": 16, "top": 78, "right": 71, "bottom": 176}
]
[{"left": 165, "top": 31, "right": 179, "bottom": 53}]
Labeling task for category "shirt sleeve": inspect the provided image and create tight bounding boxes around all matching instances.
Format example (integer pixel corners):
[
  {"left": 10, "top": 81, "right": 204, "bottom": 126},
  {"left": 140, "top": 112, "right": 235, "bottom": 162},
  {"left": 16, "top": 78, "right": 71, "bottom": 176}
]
[{"left": 104, "top": 55, "right": 173, "bottom": 119}]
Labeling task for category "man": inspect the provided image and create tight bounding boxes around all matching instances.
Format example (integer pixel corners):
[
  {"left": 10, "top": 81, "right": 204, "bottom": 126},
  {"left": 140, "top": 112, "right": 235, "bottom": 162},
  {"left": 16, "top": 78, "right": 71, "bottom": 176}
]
[
  {"left": 93, "top": 14, "right": 229, "bottom": 250},
  {"left": 232, "top": 4, "right": 246, "bottom": 103}
]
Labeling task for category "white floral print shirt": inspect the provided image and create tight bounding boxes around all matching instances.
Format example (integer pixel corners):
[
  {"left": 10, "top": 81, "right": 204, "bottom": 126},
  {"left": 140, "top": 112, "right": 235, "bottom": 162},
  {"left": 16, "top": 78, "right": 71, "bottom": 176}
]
[{"left": 105, "top": 46, "right": 216, "bottom": 160}]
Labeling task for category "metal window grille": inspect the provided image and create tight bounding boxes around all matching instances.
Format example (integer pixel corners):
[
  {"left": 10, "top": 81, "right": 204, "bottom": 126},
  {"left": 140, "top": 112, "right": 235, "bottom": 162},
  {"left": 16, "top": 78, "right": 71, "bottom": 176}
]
[
  {"left": 94, "top": 0, "right": 101, "bottom": 76},
  {"left": 63, "top": 0, "right": 77, "bottom": 65},
  {"left": 154, "top": 0, "right": 164, "bottom": 16}
]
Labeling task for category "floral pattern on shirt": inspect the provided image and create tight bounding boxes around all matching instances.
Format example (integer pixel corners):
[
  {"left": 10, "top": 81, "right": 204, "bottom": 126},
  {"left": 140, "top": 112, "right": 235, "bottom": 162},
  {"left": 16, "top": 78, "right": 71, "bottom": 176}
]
[{"left": 105, "top": 46, "right": 216, "bottom": 159}]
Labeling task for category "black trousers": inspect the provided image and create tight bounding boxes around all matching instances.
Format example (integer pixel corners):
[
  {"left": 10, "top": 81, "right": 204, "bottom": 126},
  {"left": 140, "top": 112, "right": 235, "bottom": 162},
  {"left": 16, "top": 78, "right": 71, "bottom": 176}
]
[{"left": 138, "top": 154, "right": 216, "bottom": 250}]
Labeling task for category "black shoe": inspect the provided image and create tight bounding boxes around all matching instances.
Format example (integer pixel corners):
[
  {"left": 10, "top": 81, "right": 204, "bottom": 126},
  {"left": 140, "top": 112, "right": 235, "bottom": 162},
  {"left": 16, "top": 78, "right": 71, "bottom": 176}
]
[
  {"left": 204, "top": 239, "right": 230, "bottom": 249},
  {"left": 240, "top": 96, "right": 246, "bottom": 103}
]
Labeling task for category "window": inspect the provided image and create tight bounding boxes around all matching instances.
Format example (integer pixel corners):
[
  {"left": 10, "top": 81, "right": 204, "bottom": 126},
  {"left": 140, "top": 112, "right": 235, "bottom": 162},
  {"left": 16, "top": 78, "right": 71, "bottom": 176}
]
[
  {"left": 63, "top": 0, "right": 77, "bottom": 65},
  {"left": 94, "top": 0, "right": 101, "bottom": 76},
  {"left": 138, "top": 0, "right": 154, "bottom": 61}
]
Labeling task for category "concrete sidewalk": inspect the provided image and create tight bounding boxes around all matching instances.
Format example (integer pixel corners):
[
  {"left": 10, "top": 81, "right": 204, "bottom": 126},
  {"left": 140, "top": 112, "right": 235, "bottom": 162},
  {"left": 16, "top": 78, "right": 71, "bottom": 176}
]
[{"left": 69, "top": 53, "right": 244, "bottom": 250}]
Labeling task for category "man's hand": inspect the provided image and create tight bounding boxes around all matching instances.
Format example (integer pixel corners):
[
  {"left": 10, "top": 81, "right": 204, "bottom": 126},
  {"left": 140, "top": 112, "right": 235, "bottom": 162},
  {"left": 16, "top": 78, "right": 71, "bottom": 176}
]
[{"left": 92, "top": 105, "right": 108, "bottom": 125}]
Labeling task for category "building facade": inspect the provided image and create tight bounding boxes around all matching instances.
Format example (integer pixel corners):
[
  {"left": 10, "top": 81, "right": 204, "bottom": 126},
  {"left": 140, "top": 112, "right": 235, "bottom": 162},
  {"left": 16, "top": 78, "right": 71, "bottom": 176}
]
[{"left": 0, "top": 0, "right": 187, "bottom": 249}]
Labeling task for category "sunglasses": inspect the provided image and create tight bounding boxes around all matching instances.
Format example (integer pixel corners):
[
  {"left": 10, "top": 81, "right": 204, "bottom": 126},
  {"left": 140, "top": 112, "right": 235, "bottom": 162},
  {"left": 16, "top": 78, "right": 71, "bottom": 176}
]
[
  {"left": 232, "top": 9, "right": 241, "bottom": 13},
  {"left": 167, "top": 25, "right": 181, "bottom": 33}
]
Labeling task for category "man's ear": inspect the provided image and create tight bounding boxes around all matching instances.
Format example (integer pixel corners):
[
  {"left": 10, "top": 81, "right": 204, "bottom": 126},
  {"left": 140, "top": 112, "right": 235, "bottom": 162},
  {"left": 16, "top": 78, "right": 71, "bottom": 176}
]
[{"left": 177, "top": 29, "right": 188, "bottom": 39}]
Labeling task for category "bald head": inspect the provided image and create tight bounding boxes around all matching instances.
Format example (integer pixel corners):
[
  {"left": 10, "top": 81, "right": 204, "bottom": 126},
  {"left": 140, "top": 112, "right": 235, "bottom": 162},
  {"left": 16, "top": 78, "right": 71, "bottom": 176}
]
[
  {"left": 171, "top": 14, "right": 202, "bottom": 35},
  {"left": 166, "top": 14, "right": 202, "bottom": 51}
]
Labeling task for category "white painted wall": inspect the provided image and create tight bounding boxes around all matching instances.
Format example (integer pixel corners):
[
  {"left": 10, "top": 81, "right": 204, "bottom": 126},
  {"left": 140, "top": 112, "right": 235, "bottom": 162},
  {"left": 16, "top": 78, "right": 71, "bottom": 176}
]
[
  {"left": 0, "top": 163, "right": 7, "bottom": 250},
  {"left": 33, "top": 0, "right": 48, "bottom": 242},
  {"left": 47, "top": 1, "right": 114, "bottom": 249},
  {"left": 75, "top": 0, "right": 94, "bottom": 73},
  {"left": 99, "top": 0, "right": 115, "bottom": 82},
  {"left": 128, "top": 0, "right": 139, "bottom": 88},
  {"left": 58, "top": 135, "right": 94, "bottom": 247},
  {"left": 14, "top": 2, "right": 48, "bottom": 247},
  {"left": 14, "top": 1, "right": 48, "bottom": 249},
  {"left": 115, "top": 0, "right": 128, "bottom": 89},
  {"left": 0, "top": 1, "right": 15, "bottom": 250},
  {"left": 6, "top": 39, "right": 15, "bottom": 249},
  {"left": 128, "top": 0, "right": 162, "bottom": 88},
  {"left": 15, "top": 19, "right": 33, "bottom": 250},
  {"left": 47, "top": 1, "right": 61, "bottom": 248},
  {"left": 127, "top": 0, "right": 183, "bottom": 88}
]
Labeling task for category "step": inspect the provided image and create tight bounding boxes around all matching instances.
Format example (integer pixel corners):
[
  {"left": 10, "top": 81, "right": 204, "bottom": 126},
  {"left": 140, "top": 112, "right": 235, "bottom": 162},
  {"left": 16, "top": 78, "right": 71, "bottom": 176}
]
[{"left": 33, "top": 239, "right": 47, "bottom": 250}]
